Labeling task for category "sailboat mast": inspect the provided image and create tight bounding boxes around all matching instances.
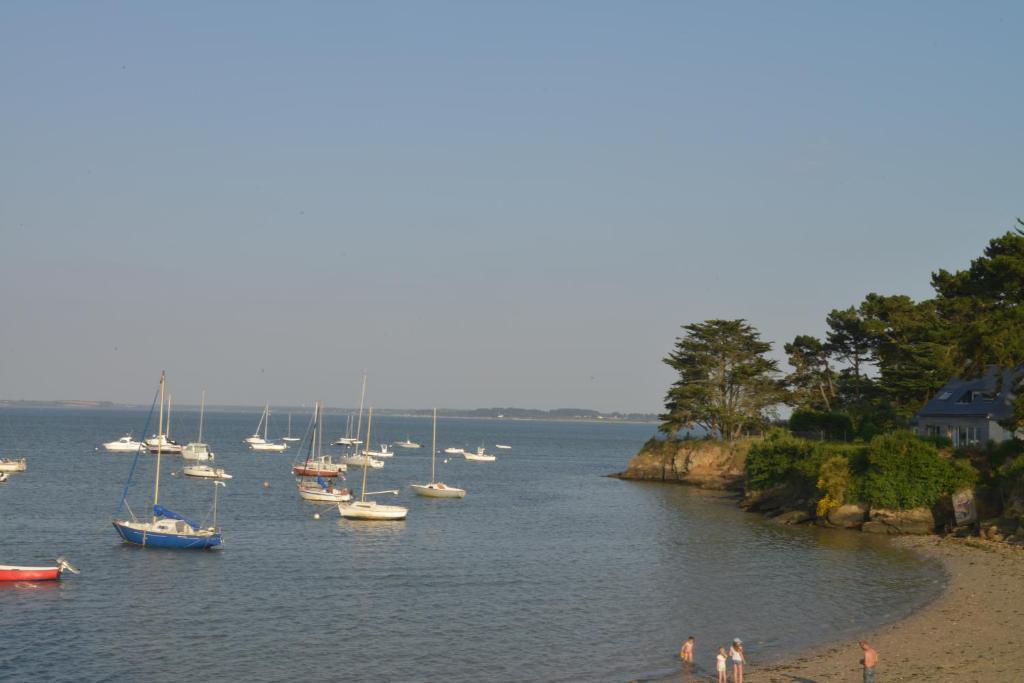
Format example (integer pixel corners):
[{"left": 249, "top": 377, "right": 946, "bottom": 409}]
[
  {"left": 317, "top": 404, "right": 323, "bottom": 459},
  {"left": 263, "top": 403, "right": 269, "bottom": 440},
  {"left": 154, "top": 372, "right": 166, "bottom": 520},
  {"left": 431, "top": 407, "right": 437, "bottom": 483},
  {"left": 355, "top": 372, "right": 367, "bottom": 443},
  {"left": 198, "top": 390, "right": 206, "bottom": 443},
  {"left": 167, "top": 394, "right": 174, "bottom": 441},
  {"left": 361, "top": 408, "right": 373, "bottom": 502},
  {"left": 288, "top": 412, "right": 292, "bottom": 439}
]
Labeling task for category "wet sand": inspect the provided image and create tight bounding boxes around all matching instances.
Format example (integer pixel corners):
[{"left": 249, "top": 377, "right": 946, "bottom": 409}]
[{"left": 761, "top": 536, "right": 1024, "bottom": 682}]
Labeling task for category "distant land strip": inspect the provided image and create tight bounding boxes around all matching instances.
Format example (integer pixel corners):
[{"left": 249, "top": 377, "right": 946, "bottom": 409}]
[{"left": 0, "top": 400, "right": 656, "bottom": 422}]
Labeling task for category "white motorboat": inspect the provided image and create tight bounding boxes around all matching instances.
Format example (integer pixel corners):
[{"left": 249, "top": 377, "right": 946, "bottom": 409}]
[
  {"left": 0, "top": 458, "right": 28, "bottom": 473},
  {"left": 340, "top": 453, "right": 384, "bottom": 469},
  {"left": 443, "top": 447, "right": 464, "bottom": 455},
  {"left": 338, "top": 408, "right": 407, "bottom": 521},
  {"left": 364, "top": 444, "right": 394, "bottom": 458},
  {"left": 182, "top": 391, "right": 215, "bottom": 461},
  {"left": 464, "top": 446, "right": 496, "bottom": 462},
  {"left": 495, "top": 444, "right": 512, "bottom": 450},
  {"left": 396, "top": 438, "right": 421, "bottom": 449},
  {"left": 183, "top": 463, "right": 232, "bottom": 480},
  {"left": 103, "top": 434, "right": 145, "bottom": 452},
  {"left": 411, "top": 408, "right": 466, "bottom": 499}
]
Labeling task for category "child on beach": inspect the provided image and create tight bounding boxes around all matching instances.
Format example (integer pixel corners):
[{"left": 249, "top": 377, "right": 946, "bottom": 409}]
[
  {"left": 716, "top": 646, "right": 727, "bottom": 683},
  {"left": 679, "top": 636, "right": 694, "bottom": 664},
  {"left": 729, "top": 639, "right": 745, "bottom": 683}
]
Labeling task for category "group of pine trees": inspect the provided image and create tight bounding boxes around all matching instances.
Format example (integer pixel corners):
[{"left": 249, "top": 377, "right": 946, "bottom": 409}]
[{"left": 660, "top": 221, "right": 1024, "bottom": 441}]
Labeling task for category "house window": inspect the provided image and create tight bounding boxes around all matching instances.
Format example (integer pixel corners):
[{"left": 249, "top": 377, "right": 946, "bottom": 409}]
[
  {"left": 953, "top": 426, "right": 981, "bottom": 447},
  {"left": 956, "top": 391, "right": 974, "bottom": 404},
  {"left": 925, "top": 425, "right": 941, "bottom": 437}
]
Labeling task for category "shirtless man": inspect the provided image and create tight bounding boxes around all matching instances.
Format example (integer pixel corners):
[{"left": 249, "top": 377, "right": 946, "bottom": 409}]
[{"left": 859, "top": 641, "right": 878, "bottom": 683}]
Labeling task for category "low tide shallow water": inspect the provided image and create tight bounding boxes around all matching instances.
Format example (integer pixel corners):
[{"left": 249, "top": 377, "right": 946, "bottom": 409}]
[{"left": 0, "top": 407, "right": 943, "bottom": 681}]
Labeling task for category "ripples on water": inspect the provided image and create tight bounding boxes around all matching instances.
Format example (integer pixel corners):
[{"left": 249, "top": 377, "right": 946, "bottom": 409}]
[{"left": 0, "top": 408, "right": 943, "bottom": 682}]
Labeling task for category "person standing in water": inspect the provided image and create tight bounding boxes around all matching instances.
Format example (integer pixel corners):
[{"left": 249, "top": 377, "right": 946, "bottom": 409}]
[
  {"left": 716, "top": 646, "right": 728, "bottom": 683},
  {"left": 679, "top": 636, "right": 695, "bottom": 665},
  {"left": 729, "top": 639, "right": 745, "bottom": 683},
  {"left": 859, "top": 641, "right": 878, "bottom": 683}
]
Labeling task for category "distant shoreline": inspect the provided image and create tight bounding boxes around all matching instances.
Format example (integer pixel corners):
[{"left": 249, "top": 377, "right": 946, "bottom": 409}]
[{"left": 0, "top": 400, "right": 657, "bottom": 424}]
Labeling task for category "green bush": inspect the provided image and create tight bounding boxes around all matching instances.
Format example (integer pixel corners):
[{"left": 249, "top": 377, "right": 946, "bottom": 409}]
[
  {"left": 746, "top": 430, "right": 864, "bottom": 494},
  {"left": 746, "top": 430, "right": 816, "bottom": 491},
  {"left": 816, "top": 454, "right": 853, "bottom": 516},
  {"left": 789, "top": 410, "right": 854, "bottom": 441},
  {"left": 862, "top": 432, "right": 978, "bottom": 509}
]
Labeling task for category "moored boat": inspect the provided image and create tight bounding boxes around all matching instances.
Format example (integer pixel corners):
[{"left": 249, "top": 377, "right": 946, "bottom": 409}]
[
  {"left": 113, "top": 372, "right": 224, "bottom": 550},
  {"left": 340, "top": 453, "right": 383, "bottom": 469},
  {"left": 338, "top": 408, "right": 407, "bottom": 521},
  {"left": 0, "top": 558, "right": 79, "bottom": 582},
  {"left": 103, "top": 434, "right": 145, "bottom": 452},
  {"left": 183, "top": 463, "right": 232, "bottom": 480},
  {"left": 411, "top": 408, "right": 466, "bottom": 499},
  {"left": 0, "top": 458, "right": 27, "bottom": 473},
  {"left": 464, "top": 446, "right": 496, "bottom": 462}
]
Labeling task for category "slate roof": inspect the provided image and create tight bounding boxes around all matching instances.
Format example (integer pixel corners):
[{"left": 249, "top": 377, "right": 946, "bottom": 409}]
[{"left": 915, "top": 366, "right": 1022, "bottom": 420}]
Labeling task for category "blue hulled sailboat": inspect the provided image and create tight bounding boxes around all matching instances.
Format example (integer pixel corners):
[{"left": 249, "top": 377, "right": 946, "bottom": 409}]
[{"left": 112, "top": 371, "right": 222, "bottom": 550}]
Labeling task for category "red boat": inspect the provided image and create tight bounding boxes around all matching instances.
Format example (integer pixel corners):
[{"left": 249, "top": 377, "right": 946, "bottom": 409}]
[
  {"left": 0, "top": 558, "right": 79, "bottom": 582},
  {"left": 292, "top": 455, "right": 345, "bottom": 478}
]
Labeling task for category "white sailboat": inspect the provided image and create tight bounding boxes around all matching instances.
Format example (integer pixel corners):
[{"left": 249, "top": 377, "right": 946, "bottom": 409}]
[
  {"left": 249, "top": 404, "right": 288, "bottom": 452},
  {"left": 297, "top": 402, "right": 351, "bottom": 503},
  {"left": 183, "top": 463, "right": 232, "bottom": 480},
  {"left": 182, "top": 390, "right": 214, "bottom": 461},
  {"left": 243, "top": 404, "right": 269, "bottom": 444},
  {"left": 338, "top": 408, "right": 407, "bottom": 520},
  {"left": 334, "top": 374, "right": 368, "bottom": 446},
  {"left": 411, "top": 408, "right": 465, "bottom": 499},
  {"left": 146, "top": 393, "right": 183, "bottom": 454},
  {"left": 282, "top": 412, "right": 301, "bottom": 442}
]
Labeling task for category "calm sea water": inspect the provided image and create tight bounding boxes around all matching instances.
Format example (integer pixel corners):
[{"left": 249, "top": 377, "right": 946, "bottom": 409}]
[{"left": 0, "top": 407, "right": 943, "bottom": 682}]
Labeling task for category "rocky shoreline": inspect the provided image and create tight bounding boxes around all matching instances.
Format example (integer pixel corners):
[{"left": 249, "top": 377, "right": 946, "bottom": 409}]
[{"left": 613, "top": 438, "right": 1024, "bottom": 544}]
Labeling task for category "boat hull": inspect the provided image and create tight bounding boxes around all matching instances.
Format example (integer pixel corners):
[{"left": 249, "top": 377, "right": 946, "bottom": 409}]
[
  {"left": 112, "top": 521, "right": 221, "bottom": 549},
  {"left": 0, "top": 459, "right": 27, "bottom": 473},
  {"left": 338, "top": 501, "right": 408, "bottom": 520},
  {"left": 410, "top": 484, "right": 466, "bottom": 499},
  {"left": 250, "top": 443, "right": 287, "bottom": 452},
  {"left": 0, "top": 565, "right": 61, "bottom": 581},
  {"left": 292, "top": 466, "right": 343, "bottom": 477},
  {"left": 298, "top": 487, "right": 351, "bottom": 502}
]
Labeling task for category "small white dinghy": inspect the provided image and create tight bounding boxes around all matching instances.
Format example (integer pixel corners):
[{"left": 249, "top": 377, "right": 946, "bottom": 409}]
[
  {"left": 338, "top": 408, "right": 407, "bottom": 521},
  {"left": 443, "top": 447, "right": 464, "bottom": 455},
  {"left": 0, "top": 472, "right": 8, "bottom": 483},
  {"left": 250, "top": 441, "right": 288, "bottom": 452},
  {"left": 411, "top": 408, "right": 466, "bottom": 499},
  {"left": 495, "top": 444, "right": 512, "bottom": 450}
]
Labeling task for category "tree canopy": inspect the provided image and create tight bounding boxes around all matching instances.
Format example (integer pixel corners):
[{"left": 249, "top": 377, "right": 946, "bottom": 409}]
[{"left": 660, "top": 319, "right": 785, "bottom": 440}]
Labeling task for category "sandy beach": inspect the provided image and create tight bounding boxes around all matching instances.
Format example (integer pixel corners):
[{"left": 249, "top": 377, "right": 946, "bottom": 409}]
[{"left": 760, "top": 536, "right": 1024, "bottom": 682}]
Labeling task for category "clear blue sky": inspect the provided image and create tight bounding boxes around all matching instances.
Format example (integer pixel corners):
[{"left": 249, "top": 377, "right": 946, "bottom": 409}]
[{"left": 1, "top": 2, "right": 1020, "bottom": 411}]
